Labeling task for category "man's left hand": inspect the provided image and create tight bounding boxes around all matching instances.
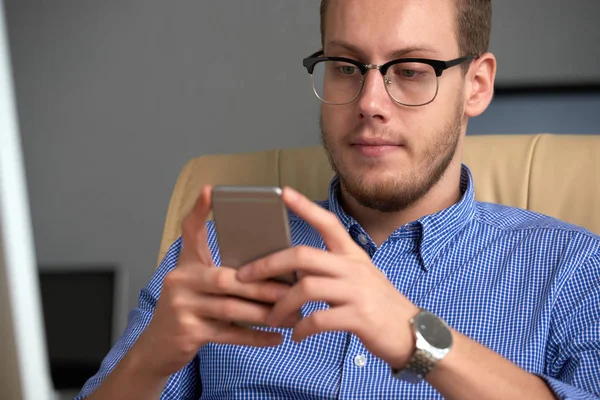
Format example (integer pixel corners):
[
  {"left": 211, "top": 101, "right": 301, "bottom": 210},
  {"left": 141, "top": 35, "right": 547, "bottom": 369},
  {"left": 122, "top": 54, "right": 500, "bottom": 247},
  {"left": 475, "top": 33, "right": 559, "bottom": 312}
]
[{"left": 236, "top": 187, "right": 420, "bottom": 370}]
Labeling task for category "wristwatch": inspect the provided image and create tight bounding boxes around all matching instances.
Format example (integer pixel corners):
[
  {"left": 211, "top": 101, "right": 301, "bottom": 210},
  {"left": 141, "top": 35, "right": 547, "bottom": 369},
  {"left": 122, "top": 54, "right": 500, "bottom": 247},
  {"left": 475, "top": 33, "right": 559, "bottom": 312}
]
[{"left": 391, "top": 309, "right": 453, "bottom": 384}]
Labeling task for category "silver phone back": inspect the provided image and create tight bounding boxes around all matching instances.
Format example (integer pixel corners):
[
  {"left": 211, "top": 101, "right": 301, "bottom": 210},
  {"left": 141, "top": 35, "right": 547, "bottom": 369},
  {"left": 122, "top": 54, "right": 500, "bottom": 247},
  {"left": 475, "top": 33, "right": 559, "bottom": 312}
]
[{"left": 211, "top": 186, "right": 295, "bottom": 284}]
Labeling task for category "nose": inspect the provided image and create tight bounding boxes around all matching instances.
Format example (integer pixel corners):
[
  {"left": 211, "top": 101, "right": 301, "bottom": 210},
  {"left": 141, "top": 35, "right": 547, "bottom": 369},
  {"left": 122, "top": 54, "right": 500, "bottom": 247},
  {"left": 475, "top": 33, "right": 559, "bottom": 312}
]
[{"left": 356, "top": 68, "right": 394, "bottom": 122}]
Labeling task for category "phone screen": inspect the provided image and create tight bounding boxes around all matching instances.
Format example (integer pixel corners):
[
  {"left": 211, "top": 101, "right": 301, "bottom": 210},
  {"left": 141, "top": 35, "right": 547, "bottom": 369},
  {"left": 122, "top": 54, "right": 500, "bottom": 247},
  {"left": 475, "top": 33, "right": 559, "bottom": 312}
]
[{"left": 211, "top": 186, "right": 297, "bottom": 285}]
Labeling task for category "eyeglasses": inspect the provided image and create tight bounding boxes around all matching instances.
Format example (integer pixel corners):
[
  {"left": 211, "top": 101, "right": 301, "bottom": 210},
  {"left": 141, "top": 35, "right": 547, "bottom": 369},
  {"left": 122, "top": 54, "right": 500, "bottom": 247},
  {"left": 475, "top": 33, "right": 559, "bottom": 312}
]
[{"left": 302, "top": 51, "right": 478, "bottom": 106}]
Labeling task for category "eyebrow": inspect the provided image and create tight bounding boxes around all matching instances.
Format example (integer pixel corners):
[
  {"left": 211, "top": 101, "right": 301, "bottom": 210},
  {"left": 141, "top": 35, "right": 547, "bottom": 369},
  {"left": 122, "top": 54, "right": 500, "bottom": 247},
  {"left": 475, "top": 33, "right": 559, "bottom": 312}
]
[{"left": 325, "top": 40, "right": 441, "bottom": 60}]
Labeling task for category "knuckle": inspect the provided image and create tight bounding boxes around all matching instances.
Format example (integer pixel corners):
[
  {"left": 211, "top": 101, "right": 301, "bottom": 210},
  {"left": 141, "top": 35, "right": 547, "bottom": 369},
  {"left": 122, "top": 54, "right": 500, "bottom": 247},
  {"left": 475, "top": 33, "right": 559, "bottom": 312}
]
[
  {"left": 213, "top": 269, "right": 231, "bottom": 292},
  {"left": 293, "top": 245, "right": 312, "bottom": 260},
  {"left": 299, "top": 277, "right": 316, "bottom": 296},
  {"left": 194, "top": 228, "right": 206, "bottom": 245},
  {"left": 254, "top": 283, "right": 271, "bottom": 302},
  {"left": 163, "top": 271, "right": 180, "bottom": 290},
  {"left": 252, "top": 257, "right": 268, "bottom": 274},
  {"left": 178, "top": 341, "right": 198, "bottom": 357},
  {"left": 176, "top": 320, "right": 200, "bottom": 354},
  {"left": 169, "top": 293, "right": 191, "bottom": 312},
  {"left": 259, "top": 281, "right": 285, "bottom": 303},
  {"left": 219, "top": 298, "right": 239, "bottom": 319},
  {"left": 248, "top": 333, "right": 264, "bottom": 347},
  {"left": 308, "top": 311, "right": 327, "bottom": 330},
  {"left": 356, "top": 302, "right": 373, "bottom": 322},
  {"left": 176, "top": 314, "right": 195, "bottom": 334},
  {"left": 181, "top": 216, "right": 196, "bottom": 237}
]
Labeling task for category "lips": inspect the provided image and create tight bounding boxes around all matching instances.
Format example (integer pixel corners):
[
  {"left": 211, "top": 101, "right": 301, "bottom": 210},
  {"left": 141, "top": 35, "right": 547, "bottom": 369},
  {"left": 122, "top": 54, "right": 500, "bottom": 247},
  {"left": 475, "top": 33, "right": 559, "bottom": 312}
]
[
  {"left": 352, "top": 138, "right": 399, "bottom": 146},
  {"left": 350, "top": 134, "right": 406, "bottom": 146},
  {"left": 350, "top": 137, "right": 403, "bottom": 157}
]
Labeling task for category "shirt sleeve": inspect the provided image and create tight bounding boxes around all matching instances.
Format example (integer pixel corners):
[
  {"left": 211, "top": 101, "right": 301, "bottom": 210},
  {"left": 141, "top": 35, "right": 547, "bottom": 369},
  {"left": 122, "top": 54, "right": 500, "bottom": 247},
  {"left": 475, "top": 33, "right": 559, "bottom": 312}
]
[
  {"left": 74, "top": 237, "right": 200, "bottom": 400},
  {"left": 540, "top": 250, "right": 600, "bottom": 399}
]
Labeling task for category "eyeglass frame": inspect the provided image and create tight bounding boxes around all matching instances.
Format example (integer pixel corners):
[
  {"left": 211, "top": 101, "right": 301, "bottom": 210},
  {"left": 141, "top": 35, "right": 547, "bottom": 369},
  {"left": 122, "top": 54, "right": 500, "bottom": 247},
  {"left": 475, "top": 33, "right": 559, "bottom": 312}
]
[{"left": 302, "top": 50, "right": 479, "bottom": 106}]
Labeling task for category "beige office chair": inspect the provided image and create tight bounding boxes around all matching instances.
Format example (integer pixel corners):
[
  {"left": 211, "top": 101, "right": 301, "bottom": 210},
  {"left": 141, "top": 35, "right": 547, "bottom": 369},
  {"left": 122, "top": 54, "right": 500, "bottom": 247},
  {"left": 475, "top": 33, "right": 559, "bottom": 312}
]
[{"left": 157, "top": 133, "right": 600, "bottom": 266}]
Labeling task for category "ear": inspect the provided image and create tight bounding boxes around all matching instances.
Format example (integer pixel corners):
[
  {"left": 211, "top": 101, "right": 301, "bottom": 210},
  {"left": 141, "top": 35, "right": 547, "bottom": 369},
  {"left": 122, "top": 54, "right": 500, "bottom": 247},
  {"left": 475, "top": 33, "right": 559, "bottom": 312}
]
[{"left": 464, "top": 53, "right": 496, "bottom": 118}]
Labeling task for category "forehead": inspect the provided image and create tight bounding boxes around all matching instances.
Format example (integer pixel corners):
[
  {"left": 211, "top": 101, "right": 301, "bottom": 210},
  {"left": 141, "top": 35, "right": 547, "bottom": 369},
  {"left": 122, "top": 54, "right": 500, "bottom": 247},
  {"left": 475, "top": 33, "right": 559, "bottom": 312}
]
[{"left": 324, "top": 0, "right": 460, "bottom": 59}]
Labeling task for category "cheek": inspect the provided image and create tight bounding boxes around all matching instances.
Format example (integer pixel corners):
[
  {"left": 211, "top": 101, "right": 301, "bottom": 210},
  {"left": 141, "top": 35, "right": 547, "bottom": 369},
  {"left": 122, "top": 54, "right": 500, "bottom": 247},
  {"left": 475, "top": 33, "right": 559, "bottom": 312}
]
[
  {"left": 408, "top": 102, "right": 460, "bottom": 144},
  {"left": 321, "top": 105, "right": 354, "bottom": 136}
]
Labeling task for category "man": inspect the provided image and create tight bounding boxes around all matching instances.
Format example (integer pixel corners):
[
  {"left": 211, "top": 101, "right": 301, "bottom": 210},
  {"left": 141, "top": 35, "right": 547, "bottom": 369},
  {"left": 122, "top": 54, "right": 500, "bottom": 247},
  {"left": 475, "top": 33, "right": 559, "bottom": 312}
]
[{"left": 77, "top": 0, "right": 600, "bottom": 399}]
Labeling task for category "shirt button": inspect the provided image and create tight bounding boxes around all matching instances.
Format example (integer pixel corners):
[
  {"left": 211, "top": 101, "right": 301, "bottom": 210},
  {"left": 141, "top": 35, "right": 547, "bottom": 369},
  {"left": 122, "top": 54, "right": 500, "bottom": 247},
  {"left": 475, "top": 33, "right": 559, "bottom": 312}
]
[
  {"left": 357, "top": 234, "right": 369, "bottom": 245},
  {"left": 354, "top": 354, "right": 367, "bottom": 367}
]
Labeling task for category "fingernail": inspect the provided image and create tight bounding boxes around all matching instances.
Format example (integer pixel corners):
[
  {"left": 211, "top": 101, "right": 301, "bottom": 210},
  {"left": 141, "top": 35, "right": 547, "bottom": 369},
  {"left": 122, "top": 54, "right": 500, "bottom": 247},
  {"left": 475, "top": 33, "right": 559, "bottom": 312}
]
[
  {"left": 236, "top": 265, "right": 251, "bottom": 280},
  {"left": 274, "top": 285, "right": 290, "bottom": 301},
  {"left": 280, "top": 314, "right": 300, "bottom": 328},
  {"left": 291, "top": 334, "right": 302, "bottom": 343},
  {"left": 265, "top": 314, "right": 278, "bottom": 327},
  {"left": 285, "top": 187, "right": 299, "bottom": 201},
  {"left": 266, "top": 334, "right": 283, "bottom": 346}
]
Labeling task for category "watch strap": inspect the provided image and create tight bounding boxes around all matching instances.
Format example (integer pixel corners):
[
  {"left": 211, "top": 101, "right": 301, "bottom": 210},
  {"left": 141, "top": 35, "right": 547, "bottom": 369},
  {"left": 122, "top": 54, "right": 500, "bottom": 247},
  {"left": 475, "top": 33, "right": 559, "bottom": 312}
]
[
  {"left": 391, "top": 309, "right": 453, "bottom": 384},
  {"left": 391, "top": 347, "right": 436, "bottom": 383}
]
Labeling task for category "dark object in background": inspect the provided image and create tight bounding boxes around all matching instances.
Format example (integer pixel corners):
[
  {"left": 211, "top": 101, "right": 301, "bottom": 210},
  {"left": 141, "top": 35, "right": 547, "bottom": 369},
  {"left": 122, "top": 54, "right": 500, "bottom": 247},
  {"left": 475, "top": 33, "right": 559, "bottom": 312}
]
[{"left": 38, "top": 268, "right": 115, "bottom": 390}]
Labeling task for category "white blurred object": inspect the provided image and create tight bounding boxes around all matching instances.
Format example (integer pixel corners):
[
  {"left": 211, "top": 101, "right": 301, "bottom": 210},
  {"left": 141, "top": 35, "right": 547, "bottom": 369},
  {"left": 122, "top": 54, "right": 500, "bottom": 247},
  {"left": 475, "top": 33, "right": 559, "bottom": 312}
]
[{"left": 0, "top": 0, "right": 56, "bottom": 398}]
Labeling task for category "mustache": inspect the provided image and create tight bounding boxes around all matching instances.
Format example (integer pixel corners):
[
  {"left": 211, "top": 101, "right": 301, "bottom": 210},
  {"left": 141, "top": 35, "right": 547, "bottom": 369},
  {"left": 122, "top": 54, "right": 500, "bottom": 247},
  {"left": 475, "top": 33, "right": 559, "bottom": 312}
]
[
  {"left": 318, "top": 109, "right": 399, "bottom": 135},
  {"left": 319, "top": 117, "right": 410, "bottom": 149}
]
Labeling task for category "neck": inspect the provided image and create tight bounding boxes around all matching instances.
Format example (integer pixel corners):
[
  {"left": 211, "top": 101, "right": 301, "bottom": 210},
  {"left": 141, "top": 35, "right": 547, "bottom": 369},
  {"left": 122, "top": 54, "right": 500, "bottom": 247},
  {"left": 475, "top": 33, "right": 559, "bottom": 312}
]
[{"left": 339, "top": 160, "right": 464, "bottom": 247}]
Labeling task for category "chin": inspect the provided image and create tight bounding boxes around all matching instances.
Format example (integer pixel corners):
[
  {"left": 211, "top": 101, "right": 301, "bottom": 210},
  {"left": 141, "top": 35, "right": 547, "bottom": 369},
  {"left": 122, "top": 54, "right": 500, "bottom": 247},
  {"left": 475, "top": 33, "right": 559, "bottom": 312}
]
[
  {"left": 359, "top": 166, "right": 404, "bottom": 183},
  {"left": 345, "top": 152, "right": 412, "bottom": 178},
  {"left": 320, "top": 106, "right": 463, "bottom": 212},
  {"left": 335, "top": 154, "right": 452, "bottom": 213},
  {"left": 338, "top": 168, "right": 415, "bottom": 211}
]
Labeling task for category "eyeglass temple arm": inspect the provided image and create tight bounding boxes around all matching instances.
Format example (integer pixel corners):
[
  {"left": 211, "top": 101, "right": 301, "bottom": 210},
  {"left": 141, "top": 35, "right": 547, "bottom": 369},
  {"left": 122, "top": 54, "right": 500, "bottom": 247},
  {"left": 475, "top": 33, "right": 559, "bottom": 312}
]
[
  {"left": 445, "top": 55, "right": 480, "bottom": 68},
  {"left": 303, "top": 50, "right": 326, "bottom": 73}
]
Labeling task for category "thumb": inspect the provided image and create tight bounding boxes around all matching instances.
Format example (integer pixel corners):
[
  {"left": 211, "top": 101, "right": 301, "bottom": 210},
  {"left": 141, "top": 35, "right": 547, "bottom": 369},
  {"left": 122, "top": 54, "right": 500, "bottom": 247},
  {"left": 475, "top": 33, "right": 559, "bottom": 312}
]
[{"left": 179, "top": 185, "right": 214, "bottom": 267}]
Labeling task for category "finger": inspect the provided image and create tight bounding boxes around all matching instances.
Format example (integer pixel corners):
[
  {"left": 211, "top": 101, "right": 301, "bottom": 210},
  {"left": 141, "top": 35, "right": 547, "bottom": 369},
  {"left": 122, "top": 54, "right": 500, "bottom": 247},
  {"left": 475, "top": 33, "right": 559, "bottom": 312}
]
[
  {"left": 196, "top": 294, "right": 276, "bottom": 326},
  {"left": 192, "top": 185, "right": 214, "bottom": 266},
  {"left": 237, "top": 246, "right": 346, "bottom": 283},
  {"left": 202, "top": 267, "right": 292, "bottom": 304},
  {"left": 266, "top": 276, "right": 345, "bottom": 327},
  {"left": 209, "top": 323, "right": 284, "bottom": 347},
  {"left": 291, "top": 307, "right": 351, "bottom": 343},
  {"left": 198, "top": 292, "right": 301, "bottom": 329},
  {"left": 180, "top": 185, "right": 214, "bottom": 266},
  {"left": 282, "top": 187, "right": 358, "bottom": 254},
  {"left": 280, "top": 310, "right": 303, "bottom": 328},
  {"left": 193, "top": 185, "right": 213, "bottom": 215}
]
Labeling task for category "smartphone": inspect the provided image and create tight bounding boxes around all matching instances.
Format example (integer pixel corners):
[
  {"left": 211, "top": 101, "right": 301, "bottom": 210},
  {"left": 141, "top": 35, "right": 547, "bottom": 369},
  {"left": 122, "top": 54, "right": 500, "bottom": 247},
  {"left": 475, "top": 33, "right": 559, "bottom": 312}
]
[{"left": 211, "top": 185, "right": 298, "bottom": 285}]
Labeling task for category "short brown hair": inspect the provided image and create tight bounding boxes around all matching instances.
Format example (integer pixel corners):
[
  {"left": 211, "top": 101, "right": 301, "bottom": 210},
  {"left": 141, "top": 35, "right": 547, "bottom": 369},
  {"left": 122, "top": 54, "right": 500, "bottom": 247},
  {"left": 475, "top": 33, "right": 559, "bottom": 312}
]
[{"left": 320, "top": 0, "right": 492, "bottom": 59}]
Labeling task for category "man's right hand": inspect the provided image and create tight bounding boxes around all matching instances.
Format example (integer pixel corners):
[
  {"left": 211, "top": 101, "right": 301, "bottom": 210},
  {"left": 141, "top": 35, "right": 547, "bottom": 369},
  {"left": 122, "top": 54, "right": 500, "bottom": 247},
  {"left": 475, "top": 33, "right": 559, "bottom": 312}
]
[
  {"left": 131, "top": 185, "right": 292, "bottom": 380},
  {"left": 86, "top": 186, "right": 294, "bottom": 400}
]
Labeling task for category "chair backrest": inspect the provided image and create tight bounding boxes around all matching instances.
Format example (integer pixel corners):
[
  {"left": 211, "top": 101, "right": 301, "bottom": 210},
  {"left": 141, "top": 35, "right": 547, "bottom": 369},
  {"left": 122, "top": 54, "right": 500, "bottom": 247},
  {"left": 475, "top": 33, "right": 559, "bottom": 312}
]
[{"left": 157, "top": 133, "right": 600, "bottom": 265}]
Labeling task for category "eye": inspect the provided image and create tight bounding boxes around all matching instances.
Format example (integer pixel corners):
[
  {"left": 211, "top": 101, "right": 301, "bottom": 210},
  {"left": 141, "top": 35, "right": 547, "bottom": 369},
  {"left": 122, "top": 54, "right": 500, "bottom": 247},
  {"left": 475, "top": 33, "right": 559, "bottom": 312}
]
[
  {"left": 339, "top": 65, "right": 357, "bottom": 75},
  {"left": 399, "top": 69, "right": 416, "bottom": 78},
  {"left": 389, "top": 63, "right": 433, "bottom": 81}
]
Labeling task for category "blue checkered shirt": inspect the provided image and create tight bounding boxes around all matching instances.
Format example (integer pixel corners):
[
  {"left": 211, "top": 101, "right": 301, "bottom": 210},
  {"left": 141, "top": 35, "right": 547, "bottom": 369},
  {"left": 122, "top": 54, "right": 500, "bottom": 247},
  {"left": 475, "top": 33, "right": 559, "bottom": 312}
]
[{"left": 76, "top": 165, "right": 600, "bottom": 399}]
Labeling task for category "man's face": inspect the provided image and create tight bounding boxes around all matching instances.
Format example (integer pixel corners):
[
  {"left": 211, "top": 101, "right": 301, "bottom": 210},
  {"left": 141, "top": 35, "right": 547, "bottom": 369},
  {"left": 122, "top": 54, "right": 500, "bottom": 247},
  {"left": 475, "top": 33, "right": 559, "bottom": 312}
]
[{"left": 320, "top": 0, "right": 467, "bottom": 212}]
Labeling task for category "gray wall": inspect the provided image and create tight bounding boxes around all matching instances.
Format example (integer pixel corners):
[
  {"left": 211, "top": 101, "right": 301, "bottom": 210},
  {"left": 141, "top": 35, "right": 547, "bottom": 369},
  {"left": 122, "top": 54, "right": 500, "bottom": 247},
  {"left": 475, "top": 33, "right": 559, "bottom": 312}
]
[
  {"left": 5, "top": 1, "right": 321, "bottom": 320},
  {"left": 490, "top": 0, "right": 600, "bottom": 87},
  {"left": 5, "top": 1, "right": 600, "bottom": 335}
]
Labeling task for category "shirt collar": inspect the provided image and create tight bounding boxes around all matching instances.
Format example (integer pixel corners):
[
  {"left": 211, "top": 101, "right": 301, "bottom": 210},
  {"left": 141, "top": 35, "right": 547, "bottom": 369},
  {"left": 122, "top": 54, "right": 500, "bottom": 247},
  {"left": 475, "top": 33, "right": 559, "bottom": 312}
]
[{"left": 326, "top": 164, "right": 477, "bottom": 271}]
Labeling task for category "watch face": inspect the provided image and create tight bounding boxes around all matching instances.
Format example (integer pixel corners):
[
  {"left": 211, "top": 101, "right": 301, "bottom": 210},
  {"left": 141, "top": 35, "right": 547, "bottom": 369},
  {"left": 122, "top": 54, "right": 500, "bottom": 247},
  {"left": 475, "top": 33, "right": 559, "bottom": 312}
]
[{"left": 414, "top": 311, "right": 452, "bottom": 349}]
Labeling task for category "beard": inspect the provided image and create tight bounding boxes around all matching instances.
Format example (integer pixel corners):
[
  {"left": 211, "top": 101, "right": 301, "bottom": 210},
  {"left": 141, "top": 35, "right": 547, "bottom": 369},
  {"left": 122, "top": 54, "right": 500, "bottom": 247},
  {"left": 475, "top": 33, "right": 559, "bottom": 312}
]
[{"left": 320, "top": 101, "right": 464, "bottom": 213}]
